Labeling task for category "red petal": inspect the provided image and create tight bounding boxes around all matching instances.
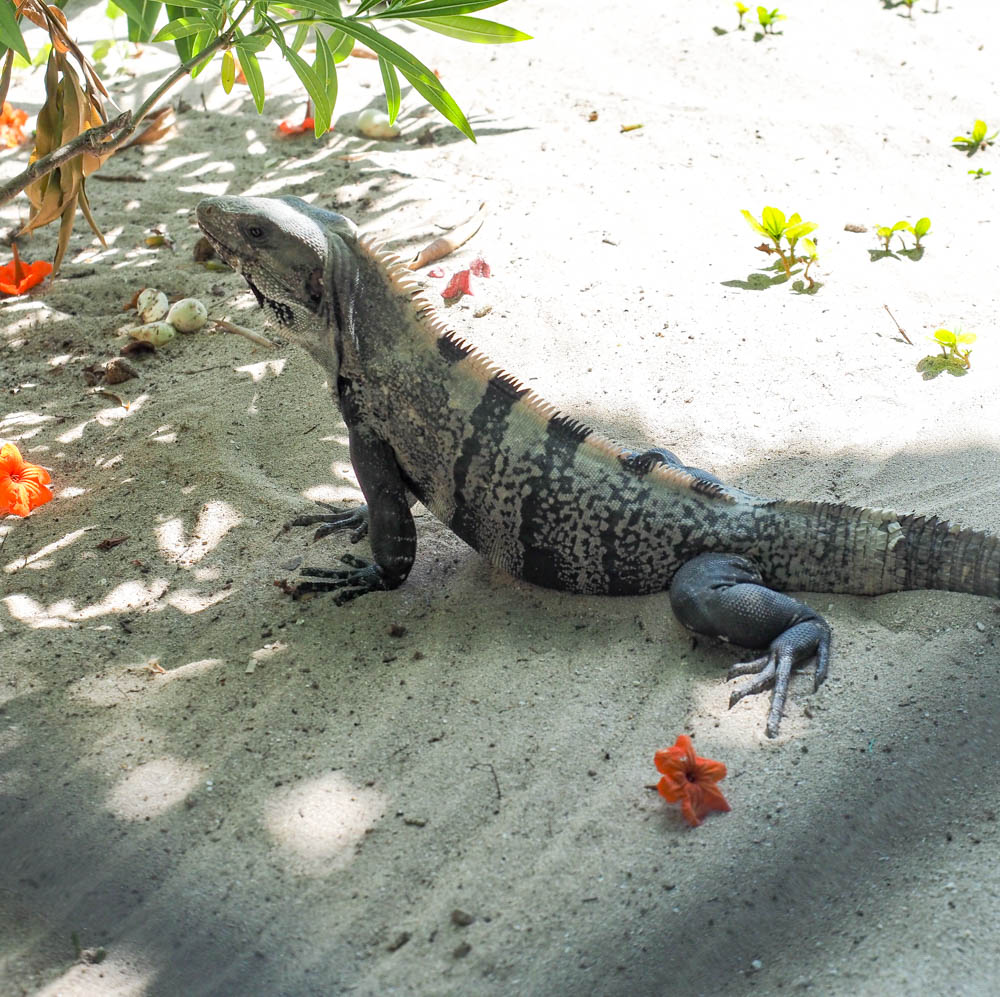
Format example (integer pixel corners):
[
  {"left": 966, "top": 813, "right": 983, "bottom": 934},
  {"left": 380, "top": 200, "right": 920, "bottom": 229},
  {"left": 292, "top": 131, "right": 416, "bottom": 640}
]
[
  {"left": 442, "top": 269, "right": 473, "bottom": 299},
  {"left": 17, "top": 463, "right": 52, "bottom": 487},
  {"left": 679, "top": 796, "right": 703, "bottom": 827},
  {"left": 693, "top": 757, "right": 727, "bottom": 783},
  {"left": 656, "top": 774, "right": 685, "bottom": 803},
  {"left": 0, "top": 442, "right": 25, "bottom": 474},
  {"left": 469, "top": 257, "right": 491, "bottom": 278}
]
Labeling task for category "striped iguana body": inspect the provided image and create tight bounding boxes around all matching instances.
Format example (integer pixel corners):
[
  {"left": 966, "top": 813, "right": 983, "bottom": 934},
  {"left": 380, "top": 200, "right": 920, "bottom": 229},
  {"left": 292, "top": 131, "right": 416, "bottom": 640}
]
[{"left": 196, "top": 195, "right": 1000, "bottom": 736}]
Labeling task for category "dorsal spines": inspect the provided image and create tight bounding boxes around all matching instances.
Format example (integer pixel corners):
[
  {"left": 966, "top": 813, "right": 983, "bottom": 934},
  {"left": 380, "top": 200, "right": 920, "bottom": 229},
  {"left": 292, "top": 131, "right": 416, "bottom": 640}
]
[{"left": 356, "top": 231, "right": 737, "bottom": 504}]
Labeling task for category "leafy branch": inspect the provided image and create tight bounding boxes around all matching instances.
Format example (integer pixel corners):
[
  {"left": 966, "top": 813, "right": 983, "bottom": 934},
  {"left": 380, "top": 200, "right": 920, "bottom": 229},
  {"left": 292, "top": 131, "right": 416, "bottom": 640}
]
[{"left": 0, "top": 0, "right": 530, "bottom": 269}]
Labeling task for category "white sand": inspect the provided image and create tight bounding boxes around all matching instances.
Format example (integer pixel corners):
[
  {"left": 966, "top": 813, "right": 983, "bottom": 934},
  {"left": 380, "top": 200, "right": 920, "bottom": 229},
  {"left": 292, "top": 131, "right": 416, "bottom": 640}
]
[{"left": 2, "top": 1, "right": 999, "bottom": 994}]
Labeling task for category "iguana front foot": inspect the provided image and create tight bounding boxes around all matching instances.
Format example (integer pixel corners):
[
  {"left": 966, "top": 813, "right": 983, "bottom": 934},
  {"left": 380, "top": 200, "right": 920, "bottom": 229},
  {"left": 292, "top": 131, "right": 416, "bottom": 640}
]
[
  {"left": 669, "top": 552, "right": 831, "bottom": 737},
  {"left": 284, "top": 553, "right": 388, "bottom": 603},
  {"left": 282, "top": 502, "right": 370, "bottom": 542}
]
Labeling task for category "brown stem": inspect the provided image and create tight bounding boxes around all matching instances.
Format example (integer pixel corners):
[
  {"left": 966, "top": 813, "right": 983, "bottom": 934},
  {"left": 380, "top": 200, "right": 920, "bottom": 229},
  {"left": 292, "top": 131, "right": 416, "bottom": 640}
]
[{"left": 882, "top": 304, "right": 913, "bottom": 345}]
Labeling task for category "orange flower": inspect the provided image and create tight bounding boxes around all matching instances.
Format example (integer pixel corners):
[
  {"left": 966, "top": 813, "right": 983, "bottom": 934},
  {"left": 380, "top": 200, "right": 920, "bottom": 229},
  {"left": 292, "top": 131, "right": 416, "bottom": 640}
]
[
  {"left": 0, "top": 243, "right": 52, "bottom": 296},
  {"left": 1, "top": 443, "right": 53, "bottom": 517},
  {"left": 654, "top": 734, "right": 730, "bottom": 827},
  {"left": 0, "top": 102, "right": 28, "bottom": 148}
]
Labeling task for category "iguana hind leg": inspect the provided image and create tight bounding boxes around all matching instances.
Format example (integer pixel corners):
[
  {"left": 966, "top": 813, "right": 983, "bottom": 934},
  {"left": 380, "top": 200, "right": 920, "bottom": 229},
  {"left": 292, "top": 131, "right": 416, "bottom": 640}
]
[
  {"left": 291, "top": 424, "right": 416, "bottom": 602},
  {"left": 669, "top": 552, "right": 831, "bottom": 738}
]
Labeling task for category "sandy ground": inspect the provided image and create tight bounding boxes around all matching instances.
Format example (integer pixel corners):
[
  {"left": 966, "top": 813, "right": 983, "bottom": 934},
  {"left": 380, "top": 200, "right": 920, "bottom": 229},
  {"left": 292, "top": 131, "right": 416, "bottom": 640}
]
[{"left": 2, "top": 1, "right": 1000, "bottom": 994}]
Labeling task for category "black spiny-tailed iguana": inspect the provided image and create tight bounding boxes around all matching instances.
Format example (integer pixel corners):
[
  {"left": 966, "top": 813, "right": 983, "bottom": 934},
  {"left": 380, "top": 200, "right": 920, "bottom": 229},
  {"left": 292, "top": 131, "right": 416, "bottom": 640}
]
[{"left": 197, "top": 195, "right": 1000, "bottom": 737}]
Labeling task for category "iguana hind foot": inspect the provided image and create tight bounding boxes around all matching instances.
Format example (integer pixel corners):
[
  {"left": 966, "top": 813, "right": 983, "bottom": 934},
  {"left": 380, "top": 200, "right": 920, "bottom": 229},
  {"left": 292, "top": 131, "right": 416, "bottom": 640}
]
[{"left": 670, "top": 552, "right": 831, "bottom": 737}]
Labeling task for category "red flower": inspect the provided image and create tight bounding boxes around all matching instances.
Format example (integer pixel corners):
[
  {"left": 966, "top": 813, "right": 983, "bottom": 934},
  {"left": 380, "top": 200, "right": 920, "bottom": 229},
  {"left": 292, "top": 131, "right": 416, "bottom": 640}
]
[
  {"left": 654, "top": 734, "right": 730, "bottom": 827},
  {"left": 0, "top": 102, "right": 28, "bottom": 148},
  {"left": 1, "top": 443, "right": 53, "bottom": 517},
  {"left": 278, "top": 116, "right": 316, "bottom": 136},
  {"left": 0, "top": 243, "right": 52, "bottom": 297}
]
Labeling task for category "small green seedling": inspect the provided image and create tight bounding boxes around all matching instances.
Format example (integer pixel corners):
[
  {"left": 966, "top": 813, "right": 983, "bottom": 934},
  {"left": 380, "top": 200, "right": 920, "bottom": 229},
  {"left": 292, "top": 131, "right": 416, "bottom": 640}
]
[
  {"left": 741, "top": 207, "right": 819, "bottom": 288},
  {"left": 969, "top": 167, "right": 992, "bottom": 179},
  {"left": 953, "top": 119, "right": 997, "bottom": 156},
  {"left": 756, "top": 6, "right": 785, "bottom": 34},
  {"left": 901, "top": 0, "right": 916, "bottom": 16},
  {"left": 792, "top": 238, "right": 820, "bottom": 292},
  {"left": 735, "top": 2, "right": 750, "bottom": 29},
  {"left": 872, "top": 217, "right": 930, "bottom": 260},
  {"left": 917, "top": 328, "right": 976, "bottom": 379}
]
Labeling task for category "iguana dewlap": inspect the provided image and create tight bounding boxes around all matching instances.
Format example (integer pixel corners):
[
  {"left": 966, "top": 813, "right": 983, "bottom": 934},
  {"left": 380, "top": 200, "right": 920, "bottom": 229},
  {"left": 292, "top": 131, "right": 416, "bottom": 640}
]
[{"left": 197, "top": 195, "right": 999, "bottom": 737}]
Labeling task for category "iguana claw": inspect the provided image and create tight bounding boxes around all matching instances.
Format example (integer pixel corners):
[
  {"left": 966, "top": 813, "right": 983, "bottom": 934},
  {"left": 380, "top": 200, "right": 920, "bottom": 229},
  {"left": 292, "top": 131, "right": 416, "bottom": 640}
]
[
  {"left": 286, "top": 553, "right": 388, "bottom": 603},
  {"left": 282, "top": 502, "right": 370, "bottom": 543}
]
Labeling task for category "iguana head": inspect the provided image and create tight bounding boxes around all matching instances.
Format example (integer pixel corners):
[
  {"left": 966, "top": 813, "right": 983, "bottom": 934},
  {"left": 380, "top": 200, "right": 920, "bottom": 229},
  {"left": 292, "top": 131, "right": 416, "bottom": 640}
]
[{"left": 196, "top": 195, "right": 359, "bottom": 376}]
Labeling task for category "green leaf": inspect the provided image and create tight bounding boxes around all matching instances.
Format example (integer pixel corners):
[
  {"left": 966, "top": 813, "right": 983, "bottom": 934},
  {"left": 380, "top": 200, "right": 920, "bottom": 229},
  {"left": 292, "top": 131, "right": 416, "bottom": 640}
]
[
  {"left": 800, "top": 238, "right": 818, "bottom": 258},
  {"left": 236, "top": 33, "right": 270, "bottom": 54},
  {"left": 956, "top": 333, "right": 976, "bottom": 345},
  {"left": 378, "top": 55, "right": 401, "bottom": 122},
  {"left": 166, "top": 4, "right": 194, "bottom": 61},
  {"left": 327, "top": 27, "right": 355, "bottom": 62},
  {"left": 406, "top": 14, "right": 531, "bottom": 43},
  {"left": 290, "top": 21, "right": 311, "bottom": 55},
  {"left": 784, "top": 220, "right": 817, "bottom": 241},
  {"left": 0, "top": 1, "right": 30, "bottom": 60},
  {"left": 153, "top": 16, "right": 212, "bottom": 41},
  {"left": 913, "top": 216, "right": 931, "bottom": 238},
  {"left": 740, "top": 209, "right": 769, "bottom": 238},
  {"left": 235, "top": 44, "right": 266, "bottom": 112},
  {"left": 156, "top": 0, "right": 224, "bottom": 9},
  {"left": 934, "top": 329, "right": 956, "bottom": 346},
  {"left": 274, "top": 32, "right": 332, "bottom": 135},
  {"left": 761, "top": 205, "right": 786, "bottom": 239},
  {"left": 115, "top": 0, "right": 164, "bottom": 42},
  {"left": 188, "top": 28, "right": 217, "bottom": 77},
  {"left": 892, "top": 220, "right": 913, "bottom": 233},
  {"left": 335, "top": 18, "right": 476, "bottom": 140},
  {"left": 367, "top": 1, "right": 513, "bottom": 17},
  {"left": 313, "top": 32, "right": 337, "bottom": 133},
  {"left": 972, "top": 119, "right": 987, "bottom": 142}
]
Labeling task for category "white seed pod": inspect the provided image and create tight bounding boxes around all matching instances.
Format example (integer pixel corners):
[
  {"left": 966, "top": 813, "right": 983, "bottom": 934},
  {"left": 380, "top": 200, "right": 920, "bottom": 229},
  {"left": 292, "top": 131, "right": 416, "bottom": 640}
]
[
  {"left": 129, "top": 321, "right": 176, "bottom": 347},
  {"left": 166, "top": 297, "right": 208, "bottom": 333},
  {"left": 357, "top": 107, "right": 400, "bottom": 140},
  {"left": 136, "top": 288, "right": 169, "bottom": 323}
]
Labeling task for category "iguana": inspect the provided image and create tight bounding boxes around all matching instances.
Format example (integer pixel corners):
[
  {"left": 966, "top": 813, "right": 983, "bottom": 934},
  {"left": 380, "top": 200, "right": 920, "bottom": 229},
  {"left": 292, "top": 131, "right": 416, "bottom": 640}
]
[{"left": 196, "top": 195, "right": 999, "bottom": 737}]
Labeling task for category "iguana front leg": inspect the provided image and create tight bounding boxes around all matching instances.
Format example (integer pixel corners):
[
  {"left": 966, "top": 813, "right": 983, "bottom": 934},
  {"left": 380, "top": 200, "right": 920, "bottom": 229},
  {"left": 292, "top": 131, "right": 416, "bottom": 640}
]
[
  {"left": 669, "top": 552, "right": 831, "bottom": 738},
  {"left": 290, "top": 424, "right": 416, "bottom": 602}
]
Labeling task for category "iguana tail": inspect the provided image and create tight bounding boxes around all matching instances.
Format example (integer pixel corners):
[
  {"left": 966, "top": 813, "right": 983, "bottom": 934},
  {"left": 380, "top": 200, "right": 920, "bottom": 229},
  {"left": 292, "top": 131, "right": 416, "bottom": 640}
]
[{"left": 750, "top": 500, "right": 1000, "bottom": 599}]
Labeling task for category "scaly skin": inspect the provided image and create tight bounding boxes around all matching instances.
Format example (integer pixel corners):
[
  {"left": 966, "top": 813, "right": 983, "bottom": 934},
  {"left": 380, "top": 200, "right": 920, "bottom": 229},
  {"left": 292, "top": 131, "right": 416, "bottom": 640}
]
[{"left": 197, "top": 195, "right": 1000, "bottom": 736}]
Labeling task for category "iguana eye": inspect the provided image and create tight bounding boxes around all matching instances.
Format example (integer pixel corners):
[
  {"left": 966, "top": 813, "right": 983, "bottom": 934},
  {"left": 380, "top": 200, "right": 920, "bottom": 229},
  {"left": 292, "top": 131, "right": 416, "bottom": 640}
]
[{"left": 247, "top": 225, "right": 264, "bottom": 239}]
